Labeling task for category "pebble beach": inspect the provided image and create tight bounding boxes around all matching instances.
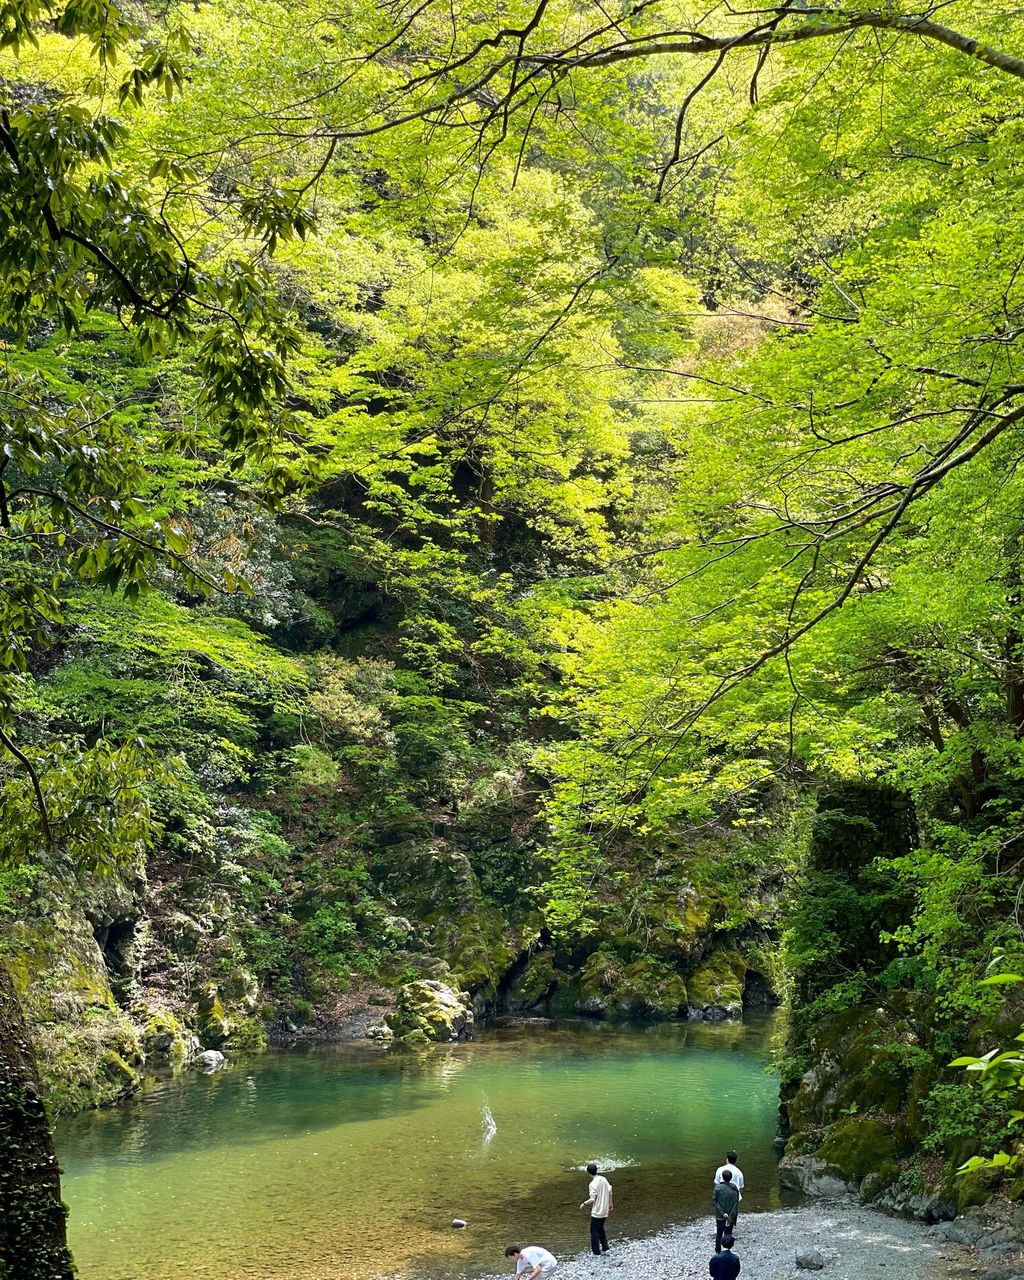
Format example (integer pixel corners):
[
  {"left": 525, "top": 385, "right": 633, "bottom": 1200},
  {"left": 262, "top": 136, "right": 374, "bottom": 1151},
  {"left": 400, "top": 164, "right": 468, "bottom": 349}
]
[{"left": 483, "top": 1202, "right": 972, "bottom": 1280}]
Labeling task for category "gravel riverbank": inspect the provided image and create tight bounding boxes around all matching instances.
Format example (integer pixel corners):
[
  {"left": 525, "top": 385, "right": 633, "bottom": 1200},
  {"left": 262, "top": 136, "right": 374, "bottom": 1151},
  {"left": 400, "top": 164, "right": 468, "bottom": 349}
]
[{"left": 496, "top": 1203, "right": 972, "bottom": 1280}]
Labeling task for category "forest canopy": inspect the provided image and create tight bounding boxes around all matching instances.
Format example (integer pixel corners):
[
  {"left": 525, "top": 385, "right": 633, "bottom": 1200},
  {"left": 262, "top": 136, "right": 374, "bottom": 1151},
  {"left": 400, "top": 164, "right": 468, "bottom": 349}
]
[
  {"left": 4, "top": 2, "right": 1024, "bottom": 1272},
  {"left": 1, "top": 0, "right": 1022, "bottom": 996},
  {"left": 0, "top": 0, "right": 1021, "bottom": 986}
]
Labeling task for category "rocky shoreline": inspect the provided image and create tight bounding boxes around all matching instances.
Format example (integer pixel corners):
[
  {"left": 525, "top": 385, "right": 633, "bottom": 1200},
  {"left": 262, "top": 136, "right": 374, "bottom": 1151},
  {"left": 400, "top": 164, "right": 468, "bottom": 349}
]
[{"left": 476, "top": 1202, "right": 973, "bottom": 1280}]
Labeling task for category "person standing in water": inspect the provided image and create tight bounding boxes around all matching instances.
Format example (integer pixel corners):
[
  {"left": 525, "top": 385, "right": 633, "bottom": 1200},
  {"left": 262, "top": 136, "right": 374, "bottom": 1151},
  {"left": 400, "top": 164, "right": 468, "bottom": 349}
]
[
  {"left": 505, "top": 1245, "right": 558, "bottom": 1280},
  {"left": 580, "top": 1162, "right": 613, "bottom": 1255}
]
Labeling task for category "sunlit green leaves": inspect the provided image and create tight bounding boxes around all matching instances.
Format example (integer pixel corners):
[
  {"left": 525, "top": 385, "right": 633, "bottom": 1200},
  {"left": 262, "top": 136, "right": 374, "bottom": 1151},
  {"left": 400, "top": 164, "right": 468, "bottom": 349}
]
[{"left": 0, "top": 733, "right": 167, "bottom": 875}]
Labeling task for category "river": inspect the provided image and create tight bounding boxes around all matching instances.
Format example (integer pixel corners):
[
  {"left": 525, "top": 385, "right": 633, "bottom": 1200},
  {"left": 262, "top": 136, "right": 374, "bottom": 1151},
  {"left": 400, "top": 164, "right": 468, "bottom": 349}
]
[{"left": 55, "top": 1016, "right": 785, "bottom": 1280}]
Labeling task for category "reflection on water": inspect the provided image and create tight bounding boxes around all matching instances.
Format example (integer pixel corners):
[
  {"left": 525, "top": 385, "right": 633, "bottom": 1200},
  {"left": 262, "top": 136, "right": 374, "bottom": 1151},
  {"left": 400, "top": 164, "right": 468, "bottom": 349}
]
[
  {"left": 56, "top": 1016, "right": 785, "bottom": 1280},
  {"left": 482, "top": 1102, "right": 497, "bottom": 1144}
]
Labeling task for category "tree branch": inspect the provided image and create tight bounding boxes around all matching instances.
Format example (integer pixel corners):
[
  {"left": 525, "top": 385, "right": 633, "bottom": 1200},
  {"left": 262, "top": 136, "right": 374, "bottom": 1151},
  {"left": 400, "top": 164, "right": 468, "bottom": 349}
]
[{"left": 0, "top": 728, "right": 53, "bottom": 851}]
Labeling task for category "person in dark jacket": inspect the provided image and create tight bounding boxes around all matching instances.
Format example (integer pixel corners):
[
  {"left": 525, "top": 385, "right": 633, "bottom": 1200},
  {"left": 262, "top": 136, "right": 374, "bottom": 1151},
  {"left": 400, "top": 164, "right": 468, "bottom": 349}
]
[
  {"left": 709, "top": 1234, "right": 740, "bottom": 1280},
  {"left": 712, "top": 1171, "right": 739, "bottom": 1251}
]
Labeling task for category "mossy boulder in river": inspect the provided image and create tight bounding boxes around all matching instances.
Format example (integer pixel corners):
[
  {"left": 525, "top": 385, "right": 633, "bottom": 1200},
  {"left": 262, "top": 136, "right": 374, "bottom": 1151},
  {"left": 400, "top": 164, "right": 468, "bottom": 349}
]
[
  {"left": 141, "top": 1005, "right": 199, "bottom": 1070},
  {"left": 388, "top": 980, "right": 474, "bottom": 1042},
  {"left": 686, "top": 949, "right": 746, "bottom": 1020},
  {"left": 576, "top": 951, "right": 688, "bottom": 1019}
]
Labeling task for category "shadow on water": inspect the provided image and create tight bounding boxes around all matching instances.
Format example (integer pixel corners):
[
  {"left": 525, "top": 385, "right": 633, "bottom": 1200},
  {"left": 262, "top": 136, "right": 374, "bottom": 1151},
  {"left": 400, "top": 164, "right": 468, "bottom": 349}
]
[{"left": 56, "top": 1014, "right": 787, "bottom": 1280}]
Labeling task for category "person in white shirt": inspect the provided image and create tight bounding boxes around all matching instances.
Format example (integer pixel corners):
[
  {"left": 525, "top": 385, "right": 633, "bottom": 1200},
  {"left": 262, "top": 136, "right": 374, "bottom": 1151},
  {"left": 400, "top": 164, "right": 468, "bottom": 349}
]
[
  {"left": 505, "top": 1245, "right": 557, "bottom": 1280},
  {"left": 713, "top": 1152, "right": 744, "bottom": 1228},
  {"left": 580, "top": 1162, "right": 614, "bottom": 1255}
]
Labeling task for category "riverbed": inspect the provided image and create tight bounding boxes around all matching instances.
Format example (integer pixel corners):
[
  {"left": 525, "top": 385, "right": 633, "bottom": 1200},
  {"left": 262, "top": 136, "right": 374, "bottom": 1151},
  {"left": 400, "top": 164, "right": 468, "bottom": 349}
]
[{"left": 56, "top": 1017, "right": 785, "bottom": 1280}]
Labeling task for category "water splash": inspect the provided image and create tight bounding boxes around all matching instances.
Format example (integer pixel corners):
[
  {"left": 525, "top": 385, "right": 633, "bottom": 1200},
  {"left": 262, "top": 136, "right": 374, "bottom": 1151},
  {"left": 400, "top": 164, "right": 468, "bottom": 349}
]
[
  {"left": 571, "top": 1155, "right": 636, "bottom": 1171},
  {"left": 482, "top": 1103, "right": 497, "bottom": 1144}
]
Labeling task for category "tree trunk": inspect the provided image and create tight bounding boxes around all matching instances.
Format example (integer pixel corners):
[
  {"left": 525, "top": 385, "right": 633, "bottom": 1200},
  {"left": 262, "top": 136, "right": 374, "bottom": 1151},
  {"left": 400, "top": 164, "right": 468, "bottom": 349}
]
[
  {"left": 477, "top": 467, "right": 496, "bottom": 548},
  {"left": 1006, "top": 551, "right": 1024, "bottom": 738},
  {"left": 0, "top": 960, "right": 75, "bottom": 1280}
]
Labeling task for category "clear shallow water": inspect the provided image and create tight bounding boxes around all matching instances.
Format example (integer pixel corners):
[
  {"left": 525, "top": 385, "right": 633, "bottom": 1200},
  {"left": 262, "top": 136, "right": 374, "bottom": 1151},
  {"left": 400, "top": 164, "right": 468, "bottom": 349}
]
[{"left": 56, "top": 1016, "right": 785, "bottom": 1280}]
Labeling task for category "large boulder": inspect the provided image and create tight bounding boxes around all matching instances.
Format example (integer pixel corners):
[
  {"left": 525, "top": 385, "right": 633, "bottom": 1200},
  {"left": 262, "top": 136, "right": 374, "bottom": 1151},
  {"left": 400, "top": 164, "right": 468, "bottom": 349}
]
[
  {"left": 687, "top": 949, "right": 746, "bottom": 1020},
  {"left": 388, "top": 980, "right": 474, "bottom": 1042},
  {"left": 196, "top": 981, "right": 233, "bottom": 1045},
  {"left": 141, "top": 1005, "right": 199, "bottom": 1070},
  {"left": 778, "top": 1155, "right": 853, "bottom": 1198},
  {"left": 575, "top": 951, "right": 687, "bottom": 1020},
  {"left": 815, "top": 1117, "right": 902, "bottom": 1185},
  {"left": 871, "top": 1184, "right": 957, "bottom": 1222},
  {"left": 783, "top": 1117, "right": 955, "bottom": 1221},
  {"left": 945, "top": 1217, "right": 986, "bottom": 1246}
]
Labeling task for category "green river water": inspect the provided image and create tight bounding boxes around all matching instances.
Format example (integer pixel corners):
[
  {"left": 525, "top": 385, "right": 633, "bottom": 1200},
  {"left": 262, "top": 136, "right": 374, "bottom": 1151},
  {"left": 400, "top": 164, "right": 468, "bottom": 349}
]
[{"left": 56, "top": 1016, "right": 785, "bottom": 1280}]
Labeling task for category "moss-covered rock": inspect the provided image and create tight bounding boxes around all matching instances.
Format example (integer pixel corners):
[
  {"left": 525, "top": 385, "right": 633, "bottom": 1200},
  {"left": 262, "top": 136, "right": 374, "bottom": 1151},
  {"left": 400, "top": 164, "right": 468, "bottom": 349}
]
[
  {"left": 860, "top": 1164, "right": 901, "bottom": 1202},
  {"left": 376, "top": 839, "right": 533, "bottom": 1001},
  {"left": 815, "top": 1117, "right": 903, "bottom": 1182},
  {"left": 219, "top": 966, "right": 260, "bottom": 1015},
  {"left": 786, "top": 1003, "right": 920, "bottom": 1137},
  {"left": 576, "top": 951, "right": 688, "bottom": 1019},
  {"left": 3, "top": 887, "right": 144, "bottom": 1114},
  {"left": 959, "top": 1169, "right": 1002, "bottom": 1212},
  {"left": 505, "top": 952, "right": 560, "bottom": 1011},
  {"left": 141, "top": 1006, "right": 197, "bottom": 1071},
  {"left": 192, "top": 970, "right": 266, "bottom": 1053},
  {"left": 388, "top": 980, "right": 474, "bottom": 1042},
  {"left": 687, "top": 949, "right": 746, "bottom": 1020},
  {"left": 196, "top": 982, "right": 233, "bottom": 1045},
  {"left": 576, "top": 951, "right": 622, "bottom": 1016},
  {"left": 226, "top": 1015, "right": 268, "bottom": 1052},
  {"left": 779, "top": 993, "right": 976, "bottom": 1218}
]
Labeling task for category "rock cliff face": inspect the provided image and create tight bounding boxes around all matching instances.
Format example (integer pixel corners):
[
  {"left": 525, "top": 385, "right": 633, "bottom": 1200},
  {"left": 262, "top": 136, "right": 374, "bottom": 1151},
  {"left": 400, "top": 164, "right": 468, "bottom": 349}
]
[
  {"left": 1, "top": 823, "right": 268, "bottom": 1114},
  {"left": 6, "top": 875, "right": 146, "bottom": 1114},
  {"left": 3, "top": 792, "right": 784, "bottom": 1113},
  {"left": 777, "top": 783, "right": 1013, "bottom": 1222},
  {"left": 779, "top": 1001, "right": 954, "bottom": 1217}
]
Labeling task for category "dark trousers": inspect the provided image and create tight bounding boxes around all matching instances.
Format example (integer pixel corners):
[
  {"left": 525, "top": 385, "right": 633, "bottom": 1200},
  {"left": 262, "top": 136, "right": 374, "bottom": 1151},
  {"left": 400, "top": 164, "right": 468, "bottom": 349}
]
[
  {"left": 590, "top": 1217, "right": 609, "bottom": 1255},
  {"left": 715, "top": 1218, "right": 734, "bottom": 1251}
]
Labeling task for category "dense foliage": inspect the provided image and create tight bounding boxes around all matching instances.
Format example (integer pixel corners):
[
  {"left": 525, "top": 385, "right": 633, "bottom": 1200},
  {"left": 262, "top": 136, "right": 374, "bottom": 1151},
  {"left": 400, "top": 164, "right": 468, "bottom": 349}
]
[{"left": 5, "top": 1, "right": 1024, "bottom": 1263}]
